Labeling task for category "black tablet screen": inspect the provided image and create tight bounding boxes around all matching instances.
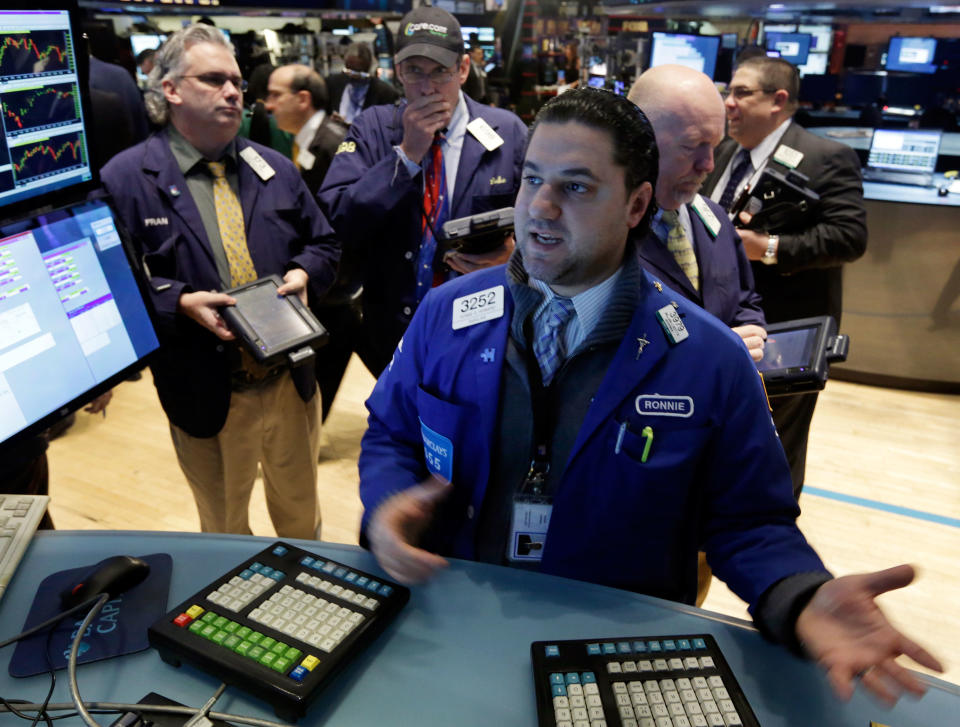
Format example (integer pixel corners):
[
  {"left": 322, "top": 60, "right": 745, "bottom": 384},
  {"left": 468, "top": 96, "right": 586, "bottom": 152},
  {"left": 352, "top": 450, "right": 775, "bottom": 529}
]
[
  {"left": 232, "top": 281, "right": 311, "bottom": 350},
  {"left": 758, "top": 326, "right": 817, "bottom": 372}
]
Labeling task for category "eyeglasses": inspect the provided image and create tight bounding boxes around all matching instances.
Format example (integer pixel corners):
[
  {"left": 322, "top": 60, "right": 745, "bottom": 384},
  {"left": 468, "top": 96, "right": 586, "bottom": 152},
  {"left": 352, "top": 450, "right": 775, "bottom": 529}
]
[
  {"left": 178, "top": 73, "right": 248, "bottom": 92},
  {"left": 398, "top": 65, "right": 457, "bottom": 85},
  {"left": 722, "top": 86, "right": 776, "bottom": 100}
]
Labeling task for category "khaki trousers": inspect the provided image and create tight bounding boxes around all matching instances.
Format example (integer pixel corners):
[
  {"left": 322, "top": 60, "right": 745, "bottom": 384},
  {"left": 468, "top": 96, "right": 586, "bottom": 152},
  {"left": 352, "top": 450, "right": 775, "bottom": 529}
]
[{"left": 170, "top": 372, "right": 321, "bottom": 539}]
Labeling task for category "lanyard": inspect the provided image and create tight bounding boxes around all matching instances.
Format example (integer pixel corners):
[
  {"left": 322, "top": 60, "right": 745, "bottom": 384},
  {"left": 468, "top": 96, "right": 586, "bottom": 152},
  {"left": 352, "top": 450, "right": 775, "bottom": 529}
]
[{"left": 521, "top": 315, "right": 558, "bottom": 497}]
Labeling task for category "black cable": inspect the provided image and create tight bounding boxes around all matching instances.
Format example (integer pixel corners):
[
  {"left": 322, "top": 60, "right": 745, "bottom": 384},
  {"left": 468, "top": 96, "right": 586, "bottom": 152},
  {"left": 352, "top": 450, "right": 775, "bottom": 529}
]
[
  {"left": 28, "top": 623, "right": 58, "bottom": 727},
  {"left": 0, "top": 597, "right": 101, "bottom": 650}
]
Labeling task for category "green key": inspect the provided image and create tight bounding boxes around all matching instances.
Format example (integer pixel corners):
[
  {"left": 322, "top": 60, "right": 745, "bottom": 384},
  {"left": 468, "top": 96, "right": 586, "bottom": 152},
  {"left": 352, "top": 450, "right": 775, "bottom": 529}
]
[
  {"left": 223, "top": 621, "right": 240, "bottom": 633},
  {"left": 234, "top": 640, "right": 252, "bottom": 656},
  {"left": 270, "top": 641, "right": 288, "bottom": 655},
  {"left": 272, "top": 656, "right": 291, "bottom": 674},
  {"left": 200, "top": 611, "right": 218, "bottom": 623},
  {"left": 223, "top": 634, "right": 242, "bottom": 650},
  {"left": 260, "top": 636, "right": 276, "bottom": 651},
  {"left": 247, "top": 631, "right": 264, "bottom": 644},
  {"left": 188, "top": 621, "right": 205, "bottom": 635},
  {"left": 259, "top": 651, "right": 277, "bottom": 668},
  {"left": 236, "top": 626, "right": 252, "bottom": 640},
  {"left": 213, "top": 616, "right": 229, "bottom": 629},
  {"left": 211, "top": 630, "right": 228, "bottom": 645},
  {"left": 247, "top": 645, "right": 266, "bottom": 661},
  {"left": 200, "top": 624, "right": 218, "bottom": 640},
  {"left": 283, "top": 647, "right": 302, "bottom": 662}
]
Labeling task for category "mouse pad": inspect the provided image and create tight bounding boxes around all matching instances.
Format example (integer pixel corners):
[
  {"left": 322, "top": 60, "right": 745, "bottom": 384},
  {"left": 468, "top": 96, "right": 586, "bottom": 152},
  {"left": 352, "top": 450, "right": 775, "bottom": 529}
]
[{"left": 9, "top": 553, "right": 172, "bottom": 677}]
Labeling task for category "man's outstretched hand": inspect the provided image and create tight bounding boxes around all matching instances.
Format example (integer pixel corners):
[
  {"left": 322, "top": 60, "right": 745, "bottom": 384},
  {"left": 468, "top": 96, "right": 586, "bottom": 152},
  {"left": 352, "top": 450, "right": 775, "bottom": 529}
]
[{"left": 796, "top": 564, "right": 943, "bottom": 705}]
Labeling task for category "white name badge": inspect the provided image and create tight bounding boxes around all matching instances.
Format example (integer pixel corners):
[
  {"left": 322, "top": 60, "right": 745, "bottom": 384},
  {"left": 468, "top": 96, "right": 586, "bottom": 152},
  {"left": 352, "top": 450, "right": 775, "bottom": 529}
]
[
  {"left": 466, "top": 117, "right": 505, "bottom": 152},
  {"left": 508, "top": 499, "right": 552, "bottom": 562},
  {"left": 297, "top": 148, "right": 316, "bottom": 171},
  {"left": 773, "top": 144, "right": 804, "bottom": 169},
  {"left": 452, "top": 285, "right": 505, "bottom": 330},
  {"left": 656, "top": 304, "right": 689, "bottom": 344},
  {"left": 690, "top": 195, "right": 721, "bottom": 238},
  {"left": 239, "top": 146, "right": 276, "bottom": 181}
]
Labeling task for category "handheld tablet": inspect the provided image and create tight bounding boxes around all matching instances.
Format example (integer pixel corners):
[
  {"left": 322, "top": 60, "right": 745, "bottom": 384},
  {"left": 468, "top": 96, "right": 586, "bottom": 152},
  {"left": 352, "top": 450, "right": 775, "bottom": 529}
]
[
  {"left": 758, "top": 315, "right": 849, "bottom": 397},
  {"left": 220, "top": 275, "right": 328, "bottom": 368},
  {"left": 440, "top": 207, "right": 514, "bottom": 255}
]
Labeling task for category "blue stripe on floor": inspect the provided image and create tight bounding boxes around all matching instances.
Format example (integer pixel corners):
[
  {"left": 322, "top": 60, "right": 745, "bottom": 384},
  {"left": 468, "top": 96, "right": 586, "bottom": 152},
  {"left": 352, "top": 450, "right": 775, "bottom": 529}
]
[{"left": 804, "top": 486, "right": 960, "bottom": 529}]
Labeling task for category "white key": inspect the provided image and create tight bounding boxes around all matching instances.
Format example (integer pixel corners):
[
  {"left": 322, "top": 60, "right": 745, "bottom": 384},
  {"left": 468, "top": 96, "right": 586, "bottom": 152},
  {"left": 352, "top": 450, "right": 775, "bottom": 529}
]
[
  {"left": 327, "top": 616, "right": 342, "bottom": 628},
  {"left": 295, "top": 627, "right": 309, "bottom": 641},
  {"left": 319, "top": 580, "right": 333, "bottom": 592},
  {"left": 652, "top": 704, "right": 669, "bottom": 717},
  {"left": 655, "top": 718, "right": 673, "bottom": 727},
  {"left": 294, "top": 614, "right": 308, "bottom": 626},
  {"left": 324, "top": 602, "right": 339, "bottom": 613},
  {"left": 554, "top": 696, "right": 570, "bottom": 710},
  {"left": 279, "top": 585, "right": 293, "bottom": 594},
  {"left": 660, "top": 679, "right": 676, "bottom": 691},
  {"left": 280, "top": 596, "right": 294, "bottom": 608},
  {"left": 349, "top": 611, "right": 364, "bottom": 623},
  {"left": 227, "top": 599, "right": 244, "bottom": 611},
  {"left": 654, "top": 659, "right": 669, "bottom": 671},
  {"left": 556, "top": 708, "right": 572, "bottom": 721},
  {"left": 583, "top": 684, "right": 600, "bottom": 696},
  {"left": 692, "top": 677, "right": 708, "bottom": 689},
  {"left": 329, "top": 585, "right": 343, "bottom": 596},
  {"left": 684, "top": 702, "right": 702, "bottom": 716},
  {"left": 680, "top": 690, "right": 697, "bottom": 703},
  {"left": 607, "top": 662, "right": 623, "bottom": 674},
  {"left": 295, "top": 572, "right": 309, "bottom": 584},
  {"left": 638, "top": 661, "right": 654, "bottom": 672},
  {"left": 665, "top": 691, "right": 681, "bottom": 704},
  {"left": 623, "top": 720, "right": 639, "bottom": 727},
  {"left": 206, "top": 591, "right": 221, "bottom": 605},
  {"left": 629, "top": 682, "right": 646, "bottom": 694},
  {"left": 648, "top": 692, "right": 664, "bottom": 705},
  {"left": 684, "top": 657, "right": 700, "bottom": 669},
  {"left": 330, "top": 628, "right": 346, "bottom": 642},
  {"left": 706, "top": 715, "right": 724, "bottom": 727},
  {"left": 259, "top": 613, "right": 275, "bottom": 626},
  {"left": 701, "top": 701, "right": 718, "bottom": 714},
  {"left": 676, "top": 678, "right": 692, "bottom": 690},
  {"left": 690, "top": 716, "right": 708, "bottom": 727},
  {"left": 568, "top": 684, "right": 584, "bottom": 697},
  {"left": 673, "top": 717, "right": 691, "bottom": 727},
  {"left": 707, "top": 676, "right": 724, "bottom": 689},
  {"left": 723, "top": 713, "right": 742, "bottom": 727},
  {"left": 572, "top": 708, "right": 589, "bottom": 721},
  {"left": 669, "top": 659, "right": 684, "bottom": 670},
  {"left": 340, "top": 589, "right": 355, "bottom": 601},
  {"left": 364, "top": 597, "right": 380, "bottom": 610},
  {"left": 635, "top": 705, "right": 652, "bottom": 718},
  {"left": 338, "top": 607, "right": 353, "bottom": 618},
  {"left": 319, "top": 638, "right": 336, "bottom": 652},
  {"left": 711, "top": 687, "right": 729, "bottom": 701},
  {"left": 631, "top": 692, "right": 648, "bottom": 706},
  {"left": 574, "top": 721, "right": 590, "bottom": 727},
  {"left": 319, "top": 624, "right": 332, "bottom": 635},
  {"left": 291, "top": 601, "right": 306, "bottom": 613},
  {"left": 669, "top": 702, "right": 686, "bottom": 716},
  {"left": 570, "top": 695, "right": 586, "bottom": 708},
  {"left": 697, "top": 689, "right": 713, "bottom": 702},
  {"left": 249, "top": 608, "right": 263, "bottom": 621},
  {"left": 644, "top": 680, "right": 661, "bottom": 693},
  {"left": 308, "top": 576, "right": 322, "bottom": 589},
  {"left": 620, "top": 706, "right": 636, "bottom": 719},
  {"left": 273, "top": 618, "right": 288, "bottom": 631},
  {"left": 718, "top": 700, "right": 735, "bottom": 714},
  {"left": 591, "top": 720, "right": 607, "bottom": 727},
  {"left": 613, "top": 694, "right": 629, "bottom": 707},
  {"left": 623, "top": 661, "right": 638, "bottom": 672},
  {"left": 612, "top": 683, "right": 628, "bottom": 695},
  {"left": 700, "top": 657, "right": 715, "bottom": 669},
  {"left": 353, "top": 593, "right": 368, "bottom": 605},
  {"left": 640, "top": 719, "right": 655, "bottom": 727},
  {"left": 588, "top": 707, "right": 604, "bottom": 719}
]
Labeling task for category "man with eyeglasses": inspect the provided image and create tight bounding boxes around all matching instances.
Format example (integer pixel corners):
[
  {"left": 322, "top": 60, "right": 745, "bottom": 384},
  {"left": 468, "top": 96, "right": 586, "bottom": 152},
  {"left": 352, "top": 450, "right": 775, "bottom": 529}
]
[
  {"left": 319, "top": 6, "right": 527, "bottom": 376},
  {"left": 701, "top": 55, "right": 867, "bottom": 499},
  {"left": 100, "top": 24, "right": 340, "bottom": 538}
]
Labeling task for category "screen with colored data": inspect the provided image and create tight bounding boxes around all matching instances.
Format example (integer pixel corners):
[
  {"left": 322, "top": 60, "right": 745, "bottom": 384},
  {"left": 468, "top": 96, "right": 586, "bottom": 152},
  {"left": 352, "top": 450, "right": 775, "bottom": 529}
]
[
  {"left": 0, "top": 9, "right": 93, "bottom": 210},
  {"left": 649, "top": 32, "right": 720, "bottom": 80}
]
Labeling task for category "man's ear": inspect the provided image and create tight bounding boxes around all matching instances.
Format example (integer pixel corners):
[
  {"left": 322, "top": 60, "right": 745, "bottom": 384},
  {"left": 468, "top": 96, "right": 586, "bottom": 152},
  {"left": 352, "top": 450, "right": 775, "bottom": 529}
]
[
  {"left": 161, "top": 77, "right": 181, "bottom": 107},
  {"left": 295, "top": 89, "right": 312, "bottom": 111},
  {"left": 626, "top": 181, "right": 654, "bottom": 228},
  {"left": 771, "top": 88, "right": 790, "bottom": 114},
  {"left": 457, "top": 54, "right": 471, "bottom": 85}
]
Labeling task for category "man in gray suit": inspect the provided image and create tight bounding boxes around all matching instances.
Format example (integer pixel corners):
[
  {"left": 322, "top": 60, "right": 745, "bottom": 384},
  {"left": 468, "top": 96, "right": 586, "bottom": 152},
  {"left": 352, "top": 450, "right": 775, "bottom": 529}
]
[{"left": 701, "top": 56, "right": 867, "bottom": 498}]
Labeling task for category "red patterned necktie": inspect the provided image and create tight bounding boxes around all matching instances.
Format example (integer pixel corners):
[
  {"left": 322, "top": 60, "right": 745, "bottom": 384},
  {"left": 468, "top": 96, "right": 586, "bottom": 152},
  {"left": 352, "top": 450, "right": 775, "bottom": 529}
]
[{"left": 416, "top": 135, "right": 449, "bottom": 301}]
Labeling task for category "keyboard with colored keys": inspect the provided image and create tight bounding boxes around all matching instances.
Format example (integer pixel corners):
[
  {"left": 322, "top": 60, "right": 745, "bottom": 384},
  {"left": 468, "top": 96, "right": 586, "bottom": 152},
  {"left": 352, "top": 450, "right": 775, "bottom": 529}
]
[
  {"left": 148, "top": 541, "right": 409, "bottom": 721},
  {"left": 531, "top": 635, "right": 760, "bottom": 727}
]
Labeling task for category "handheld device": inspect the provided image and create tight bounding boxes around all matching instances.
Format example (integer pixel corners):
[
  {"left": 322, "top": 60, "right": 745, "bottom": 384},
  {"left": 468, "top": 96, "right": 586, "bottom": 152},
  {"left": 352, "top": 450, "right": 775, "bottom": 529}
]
[
  {"left": 219, "top": 275, "right": 328, "bottom": 368},
  {"left": 440, "top": 207, "right": 514, "bottom": 255},
  {"left": 731, "top": 166, "right": 820, "bottom": 231},
  {"left": 757, "top": 315, "right": 849, "bottom": 397}
]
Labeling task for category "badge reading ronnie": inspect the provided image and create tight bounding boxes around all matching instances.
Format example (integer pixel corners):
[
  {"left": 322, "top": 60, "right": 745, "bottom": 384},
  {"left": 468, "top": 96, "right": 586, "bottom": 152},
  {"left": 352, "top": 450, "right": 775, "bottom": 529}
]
[
  {"left": 656, "top": 304, "right": 689, "bottom": 344},
  {"left": 452, "top": 285, "right": 504, "bottom": 330},
  {"left": 635, "top": 394, "right": 694, "bottom": 418}
]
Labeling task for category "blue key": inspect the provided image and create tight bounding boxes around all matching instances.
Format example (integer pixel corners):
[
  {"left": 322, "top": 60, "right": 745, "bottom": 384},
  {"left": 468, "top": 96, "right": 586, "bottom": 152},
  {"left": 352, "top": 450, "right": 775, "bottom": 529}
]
[
  {"left": 633, "top": 641, "right": 648, "bottom": 653},
  {"left": 345, "top": 572, "right": 358, "bottom": 583},
  {"left": 258, "top": 567, "right": 274, "bottom": 579},
  {"left": 356, "top": 576, "right": 369, "bottom": 588},
  {"left": 618, "top": 642, "right": 632, "bottom": 654},
  {"left": 602, "top": 643, "right": 617, "bottom": 655},
  {"left": 581, "top": 672, "right": 597, "bottom": 684},
  {"left": 239, "top": 569, "right": 254, "bottom": 580},
  {"left": 367, "top": 580, "right": 381, "bottom": 592},
  {"left": 663, "top": 640, "right": 676, "bottom": 651},
  {"left": 272, "top": 545, "right": 288, "bottom": 557},
  {"left": 550, "top": 673, "right": 565, "bottom": 685},
  {"left": 379, "top": 584, "right": 393, "bottom": 597},
  {"left": 677, "top": 639, "right": 691, "bottom": 650},
  {"left": 544, "top": 645, "right": 560, "bottom": 657},
  {"left": 565, "top": 673, "right": 580, "bottom": 685},
  {"left": 334, "top": 567, "right": 349, "bottom": 578},
  {"left": 551, "top": 684, "right": 566, "bottom": 697},
  {"left": 249, "top": 562, "right": 263, "bottom": 572},
  {"left": 311, "top": 560, "right": 326, "bottom": 571},
  {"left": 289, "top": 665, "right": 308, "bottom": 682},
  {"left": 270, "top": 571, "right": 285, "bottom": 581},
  {"left": 692, "top": 638, "right": 707, "bottom": 650},
  {"left": 586, "top": 643, "right": 601, "bottom": 655},
  {"left": 322, "top": 562, "right": 336, "bottom": 573},
  {"left": 649, "top": 641, "right": 662, "bottom": 652},
  {"left": 299, "top": 556, "right": 314, "bottom": 567}
]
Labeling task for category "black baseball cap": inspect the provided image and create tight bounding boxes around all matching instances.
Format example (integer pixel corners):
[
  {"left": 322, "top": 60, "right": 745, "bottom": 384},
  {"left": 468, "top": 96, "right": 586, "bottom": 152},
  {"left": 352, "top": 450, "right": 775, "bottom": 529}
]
[{"left": 395, "top": 6, "right": 464, "bottom": 69}]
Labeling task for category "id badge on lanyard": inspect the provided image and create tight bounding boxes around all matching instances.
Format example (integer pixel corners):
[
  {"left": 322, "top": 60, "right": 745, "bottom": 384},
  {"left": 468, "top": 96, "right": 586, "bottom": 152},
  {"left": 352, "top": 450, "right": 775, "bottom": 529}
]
[{"left": 507, "top": 465, "right": 552, "bottom": 562}]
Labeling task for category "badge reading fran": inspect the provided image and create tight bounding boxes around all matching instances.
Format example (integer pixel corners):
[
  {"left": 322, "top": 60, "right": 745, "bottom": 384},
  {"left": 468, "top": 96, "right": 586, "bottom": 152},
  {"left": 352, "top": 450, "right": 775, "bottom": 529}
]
[
  {"left": 635, "top": 394, "right": 695, "bottom": 418},
  {"left": 452, "top": 285, "right": 505, "bottom": 330}
]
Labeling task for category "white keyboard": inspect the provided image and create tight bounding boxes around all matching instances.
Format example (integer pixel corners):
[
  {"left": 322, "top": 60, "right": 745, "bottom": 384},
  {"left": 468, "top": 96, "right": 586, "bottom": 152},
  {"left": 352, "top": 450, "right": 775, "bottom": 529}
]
[{"left": 0, "top": 494, "right": 49, "bottom": 602}]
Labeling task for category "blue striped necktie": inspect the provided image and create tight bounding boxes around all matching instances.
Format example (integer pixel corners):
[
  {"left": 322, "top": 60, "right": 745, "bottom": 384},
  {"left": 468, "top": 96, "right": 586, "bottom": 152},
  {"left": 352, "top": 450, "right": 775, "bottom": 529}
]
[{"left": 533, "top": 296, "right": 575, "bottom": 386}]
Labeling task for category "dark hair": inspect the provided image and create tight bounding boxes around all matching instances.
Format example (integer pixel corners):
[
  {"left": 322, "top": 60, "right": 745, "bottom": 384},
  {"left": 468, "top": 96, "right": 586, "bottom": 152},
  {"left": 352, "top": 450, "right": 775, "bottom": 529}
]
[
  {"left": 289, "top": 66, "right": 328, "bottom": 110},
  {"left": 737, "top": 55, "right": 799, "bottom": 110},
  {"left": 529, "top": 88, "right": 659, "bottom": 231},
  {"left": 345, "top": 42, "right": 373, "bottom": 72}
]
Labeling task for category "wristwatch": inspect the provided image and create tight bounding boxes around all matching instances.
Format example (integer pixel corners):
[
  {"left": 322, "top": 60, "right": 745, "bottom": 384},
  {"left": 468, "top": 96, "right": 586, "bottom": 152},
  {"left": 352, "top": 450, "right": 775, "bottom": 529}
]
[{"left": 761, "top": 234, "right": 779, "bottom": 265}]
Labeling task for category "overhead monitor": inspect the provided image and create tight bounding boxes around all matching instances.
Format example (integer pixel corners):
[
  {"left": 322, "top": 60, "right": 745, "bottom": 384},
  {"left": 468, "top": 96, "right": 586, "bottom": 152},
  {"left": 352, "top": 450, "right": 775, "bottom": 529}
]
[
  {"left": 797, "top": 24, "right": 833, "bottom": 53},
  {"left": 886, "top": 36, "right": 938, "bottom": 74},
  {"left": 0, "top": 8, "right": 95, "bottom": 216},
  {"left": 129, "top": 33, "right": 164, "bottom": 58},
  {"left": 765, "top": 32, "right": 812, "bottom": 66},
  {"left": 0, "top": 197, "right": 160, "bottom": 446},
  {"left": 649, "top": 32, "right": 720, "bottom": 80},
  {"left": 797, "top": 52, "right": 829, "bottom": 77}
]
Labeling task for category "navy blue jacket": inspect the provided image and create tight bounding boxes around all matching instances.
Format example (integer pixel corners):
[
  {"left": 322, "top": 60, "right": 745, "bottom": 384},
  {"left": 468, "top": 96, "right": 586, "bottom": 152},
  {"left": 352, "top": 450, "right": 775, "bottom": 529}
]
[
  {"left": 318, "top": 95, "right": 527, "bottom": 363},
  {"left": 101, "top": 130, "right": 340, "bottom": 437},
  {"left": 359, "top": 264, "right": 827, "bottom": 610},
  {"left": 637, "top": 195, "right": 765, "bottom": 328}
]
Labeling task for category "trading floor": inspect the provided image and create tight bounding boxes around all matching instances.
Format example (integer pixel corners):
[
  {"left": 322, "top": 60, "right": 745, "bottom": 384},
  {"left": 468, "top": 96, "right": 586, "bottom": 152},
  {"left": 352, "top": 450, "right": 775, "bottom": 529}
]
[{"left": 43, "top": 355, "right": 960, "bottom": 686}]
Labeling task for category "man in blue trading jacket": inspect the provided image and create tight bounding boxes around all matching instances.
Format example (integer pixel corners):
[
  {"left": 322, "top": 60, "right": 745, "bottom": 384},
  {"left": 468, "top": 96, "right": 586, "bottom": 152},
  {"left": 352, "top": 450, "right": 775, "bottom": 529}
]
[
  {"left": 359, "top": 89, "right": 941, "bottom": 706},
  {"left": 628, "top": 65, "right": 767, "bottom": 361},
  {"left": 101, "top": 25, "right": 340, "bottom": 539},
  {"left": 319, "top": 6, "right": 528, "bottom": 375}
]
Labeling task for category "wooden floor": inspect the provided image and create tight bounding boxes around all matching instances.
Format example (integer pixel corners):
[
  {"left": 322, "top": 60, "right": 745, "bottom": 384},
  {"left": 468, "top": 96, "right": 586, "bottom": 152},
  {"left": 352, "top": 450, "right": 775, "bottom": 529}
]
[{"left": 44, "top": 357, "right": 960, "bottom": 685}]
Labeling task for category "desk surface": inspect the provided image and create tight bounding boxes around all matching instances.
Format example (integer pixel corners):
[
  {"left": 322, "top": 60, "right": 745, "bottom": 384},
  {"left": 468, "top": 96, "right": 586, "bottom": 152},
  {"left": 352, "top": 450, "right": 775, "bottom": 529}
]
[{"left": 2, "top": 531, "right": 957, "bottom": 726}]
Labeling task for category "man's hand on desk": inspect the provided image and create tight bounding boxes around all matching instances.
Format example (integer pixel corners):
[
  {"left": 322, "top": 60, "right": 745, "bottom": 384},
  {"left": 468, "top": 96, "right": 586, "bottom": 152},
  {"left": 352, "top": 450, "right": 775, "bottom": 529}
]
[
  {"left": 367, "top": 476, "right": 451, "bottom": 584},
  {"left": 444, "top": 234, "right": 516, "bottom": 275},
  {"left": 796, "top": 564, "right": 944, "bottom": 706}
]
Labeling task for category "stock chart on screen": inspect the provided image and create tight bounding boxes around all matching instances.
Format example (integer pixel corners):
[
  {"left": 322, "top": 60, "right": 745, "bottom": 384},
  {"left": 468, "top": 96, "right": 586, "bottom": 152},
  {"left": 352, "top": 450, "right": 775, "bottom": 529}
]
[{"left": 0, "top": 9, "right": 93, "bottom": 210}]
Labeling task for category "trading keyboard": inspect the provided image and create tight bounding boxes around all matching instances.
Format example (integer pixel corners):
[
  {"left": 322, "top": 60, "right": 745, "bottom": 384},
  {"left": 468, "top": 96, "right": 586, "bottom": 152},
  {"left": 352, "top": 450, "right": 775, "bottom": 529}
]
[
  {"left": 532, "top": 634, "right": 760, "bottom": 727},
  {"left": 148, "top": 541, "right": 409, "bottom": 721},
  {"left": 0, "top": 494, "right": 49, "bottom": 603}
]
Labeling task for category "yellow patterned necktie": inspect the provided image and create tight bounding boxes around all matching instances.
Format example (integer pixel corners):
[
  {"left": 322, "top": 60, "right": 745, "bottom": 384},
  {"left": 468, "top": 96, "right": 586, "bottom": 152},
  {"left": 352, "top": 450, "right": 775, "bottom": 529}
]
[
  {"left": 291, "top": 140, "right": 301, "bottom": 170},
  {"left": 207, "top": 160, "right": 257, "bottom": 286},
  {"left": 662, "top": 209, "right": 699, "bottom": 292}
]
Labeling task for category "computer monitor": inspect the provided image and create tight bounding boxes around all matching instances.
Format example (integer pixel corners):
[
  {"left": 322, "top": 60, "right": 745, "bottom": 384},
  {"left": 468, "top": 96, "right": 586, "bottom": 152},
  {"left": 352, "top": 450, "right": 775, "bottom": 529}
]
[
  {"left": 129, "top": 33, "right": 164, "bottom": 58},
  {"left": 799, "top": 74, "right": 839, "bottom": 105},
  {"left": 842, "top": 73, "right": 884, "bottom": 107},
  {"left": 721, "top": 33, "right": 738, "bottom": 50},
  {"left": 886, "top": 36, "right": 938, "bottom": 74},
  {"left": 797, "top": 52, "right": 829, "bottom": 77},
  {"left": 649, "top": 32, "right": 721, "bottom": 80},
  {"left": 765, "top": 32, "right": 812, "bottom": 66},
  {"left": 0, "top": 197, "right": 161, "bottom": 446},
  {"left": 797, "top": 24, "right": 833, "bottom": 53},
  {"left": 0, "top": 7, "right": 95, "bottom": 216}
]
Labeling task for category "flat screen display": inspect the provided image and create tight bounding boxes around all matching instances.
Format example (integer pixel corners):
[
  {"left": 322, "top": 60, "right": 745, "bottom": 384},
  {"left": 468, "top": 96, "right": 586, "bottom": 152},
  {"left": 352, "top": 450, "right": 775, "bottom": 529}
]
[
  {"left": 765, "top": 32, "right": 812, "bottom": 65},
  {"left": 129, "top": 33, "right": 164, "bottom": 58},
  {"left": 649, "top": 32, "right": 720, "bottom": 80},
  {"left": 886, "top": 36, "right": 938, "bottom": 74},
  {"left": 0, "top": 198, "right": 160, "bottom": 445},
  {"left": 0, "top": 9, "right": 94, "bottom": 211},
  {"left": 756, "top": 326, "right": 817, "bottom": 372}
]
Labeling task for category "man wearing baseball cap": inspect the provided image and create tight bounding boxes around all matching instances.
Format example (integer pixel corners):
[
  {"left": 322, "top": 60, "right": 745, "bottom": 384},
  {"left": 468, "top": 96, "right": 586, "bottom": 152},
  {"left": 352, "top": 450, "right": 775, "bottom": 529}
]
[{"left": 319, "top": 6, "right": 527, "bottom": 376}]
